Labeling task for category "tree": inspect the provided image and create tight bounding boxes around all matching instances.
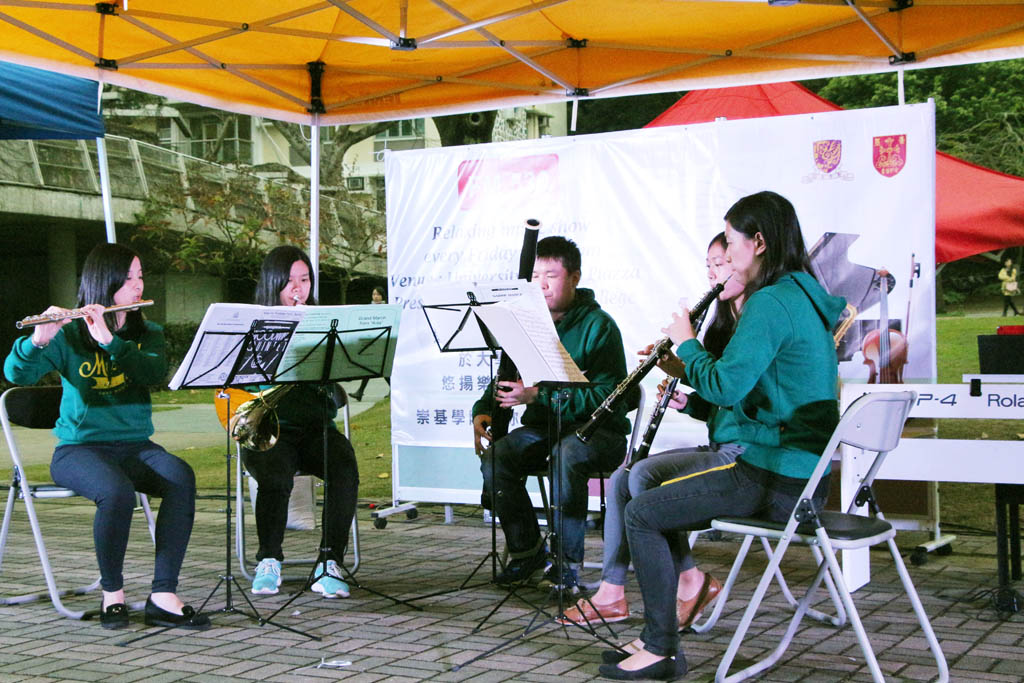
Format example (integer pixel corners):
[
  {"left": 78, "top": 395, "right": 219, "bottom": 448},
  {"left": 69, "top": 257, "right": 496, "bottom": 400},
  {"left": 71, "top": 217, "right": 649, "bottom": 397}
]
[
  {"left": 269, "top": 120, "right": 393, "bottom": 188},
  {"left": 570, "top": 92, "right": 684, "bottom": 134},
  {"left": 805, "top": 61, "right": 1024, "bottom": 177}
]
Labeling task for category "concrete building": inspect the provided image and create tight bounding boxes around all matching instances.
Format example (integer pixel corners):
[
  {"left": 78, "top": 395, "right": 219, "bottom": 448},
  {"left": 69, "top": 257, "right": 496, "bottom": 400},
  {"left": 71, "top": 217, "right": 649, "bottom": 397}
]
[{"left": 0, "top": 103, "right": 567, "bottom": 356}]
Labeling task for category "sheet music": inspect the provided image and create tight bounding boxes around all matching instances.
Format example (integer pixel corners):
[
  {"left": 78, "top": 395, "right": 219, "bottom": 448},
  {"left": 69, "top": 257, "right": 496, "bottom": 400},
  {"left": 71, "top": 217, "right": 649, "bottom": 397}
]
[
  {"left": 168, "top": 303, "right": 401, "bottom": 389},
  {"left": 472, "top": 284, "right": 587, "bottom": 386},
  {"left": 419, "top": 279, "right": 536, "bottom": 351}
]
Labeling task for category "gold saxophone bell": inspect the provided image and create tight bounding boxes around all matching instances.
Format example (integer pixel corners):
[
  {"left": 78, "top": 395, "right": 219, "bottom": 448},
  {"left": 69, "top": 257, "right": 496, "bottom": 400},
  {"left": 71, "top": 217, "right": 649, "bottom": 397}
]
[{"left": 230, "top": 385, "right": 293, "bottom": 451}]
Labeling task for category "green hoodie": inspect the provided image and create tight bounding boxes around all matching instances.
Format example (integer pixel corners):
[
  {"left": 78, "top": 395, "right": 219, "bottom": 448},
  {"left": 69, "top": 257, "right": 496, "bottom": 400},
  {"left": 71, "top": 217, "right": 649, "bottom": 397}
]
[
  {"left": 676, "top": 272, "right": 845, "bottom": 479},
  {"left": 4, "top": 322, "right": 168, "bottom": 445},
  {"left": 472, "top": 287, "right": 630, "bottom": 435}
]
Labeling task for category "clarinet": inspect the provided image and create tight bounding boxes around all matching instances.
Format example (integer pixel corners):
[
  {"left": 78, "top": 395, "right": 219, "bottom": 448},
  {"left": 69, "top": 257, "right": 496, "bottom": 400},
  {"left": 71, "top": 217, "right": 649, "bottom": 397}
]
[
  {"left": 575, "top": 278, "right": 727, "bottom": 443},
  {"left": 626, "top": 301, "right": 713, "bottom": 468},
  {"left": 487, "top": 219, "right": 540, "bottom": 442}
]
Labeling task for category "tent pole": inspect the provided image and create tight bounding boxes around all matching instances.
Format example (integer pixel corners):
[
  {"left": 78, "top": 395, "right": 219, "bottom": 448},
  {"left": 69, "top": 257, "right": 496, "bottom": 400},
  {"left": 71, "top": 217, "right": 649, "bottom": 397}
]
[
  {"left": 96, "top": 136, "right": 116, "bottom": 243},
  {"left": 310, "top": 114, "right": 321, "bottom": 299},
  {"left": 897, "top": 67, "right": 906, "bottom": 105}
]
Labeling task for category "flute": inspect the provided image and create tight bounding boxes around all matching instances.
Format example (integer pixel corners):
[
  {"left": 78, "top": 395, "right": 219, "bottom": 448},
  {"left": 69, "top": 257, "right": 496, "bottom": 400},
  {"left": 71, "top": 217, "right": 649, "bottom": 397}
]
[
  {"left": 575, "top": 278, "right": 727, "bottom": 443},
  {"left": 16, "top": 300, "right": 154, "bottom": 329}
]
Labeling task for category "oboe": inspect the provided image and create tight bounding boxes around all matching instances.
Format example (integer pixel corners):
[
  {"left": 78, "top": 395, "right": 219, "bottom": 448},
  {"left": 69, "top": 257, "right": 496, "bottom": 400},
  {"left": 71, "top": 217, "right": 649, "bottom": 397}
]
[
  {"left": 575, "top": 278, "right": 727, "bottom": 443},
  {"left": 16, "top": 300, "right": 155, "bottom": 329}
]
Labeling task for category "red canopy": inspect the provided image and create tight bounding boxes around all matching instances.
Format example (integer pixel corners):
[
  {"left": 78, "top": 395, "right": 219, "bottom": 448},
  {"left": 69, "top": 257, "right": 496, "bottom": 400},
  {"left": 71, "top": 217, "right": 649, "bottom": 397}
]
[{"left": 645, "top": 82, "right": 1024, "bottom": 264}]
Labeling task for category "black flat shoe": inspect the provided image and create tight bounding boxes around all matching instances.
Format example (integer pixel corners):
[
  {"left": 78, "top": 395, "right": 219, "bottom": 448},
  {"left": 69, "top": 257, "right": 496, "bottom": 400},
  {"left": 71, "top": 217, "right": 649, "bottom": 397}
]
[
  {"left": 144, "top": 597, "right": 211, "bottom": 630},
  {"left": 602, "top": 649, "right": 630, "bottom": 665},
  {"left": 598, "top": 654, "right": 688, "bottom": 681},
  {"left": 99, "top": 601, "right": 129, "bottom": 630}
]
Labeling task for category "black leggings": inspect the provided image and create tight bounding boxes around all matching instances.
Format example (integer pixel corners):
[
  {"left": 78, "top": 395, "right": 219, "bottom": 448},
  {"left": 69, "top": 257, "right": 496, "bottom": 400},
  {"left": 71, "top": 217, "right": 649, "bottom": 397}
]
[{"left": 51, "top": 440, "right": 196, "bottom": 593}]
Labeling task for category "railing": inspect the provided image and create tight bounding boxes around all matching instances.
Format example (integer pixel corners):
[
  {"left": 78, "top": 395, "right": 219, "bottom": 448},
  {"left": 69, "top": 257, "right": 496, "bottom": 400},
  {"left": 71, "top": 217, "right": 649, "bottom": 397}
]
[{"left": 0, "top": 135, "right": 381, "bottom": 216}]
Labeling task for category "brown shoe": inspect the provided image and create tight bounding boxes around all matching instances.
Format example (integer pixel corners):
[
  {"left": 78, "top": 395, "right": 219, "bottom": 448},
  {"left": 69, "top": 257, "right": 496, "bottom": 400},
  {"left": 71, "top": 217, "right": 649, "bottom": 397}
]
[
  {"left": 676, "top": 573, "right": 722, "bottom": 630},
  {"left": 557, "top": 596, "right": 629, "bottom": 626}
]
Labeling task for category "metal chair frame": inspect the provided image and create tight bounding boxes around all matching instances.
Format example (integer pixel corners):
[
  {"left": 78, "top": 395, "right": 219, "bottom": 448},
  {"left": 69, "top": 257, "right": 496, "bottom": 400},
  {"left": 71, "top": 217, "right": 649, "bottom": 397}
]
[
  {"left": 710, "top": 390, "right": 948, "bottom": 683},
  {"left": 234, "top": 391, "right": 360, "bottom": 583},
  {"left": 0, "top": 386, "right": 156, "bottom": 619}
]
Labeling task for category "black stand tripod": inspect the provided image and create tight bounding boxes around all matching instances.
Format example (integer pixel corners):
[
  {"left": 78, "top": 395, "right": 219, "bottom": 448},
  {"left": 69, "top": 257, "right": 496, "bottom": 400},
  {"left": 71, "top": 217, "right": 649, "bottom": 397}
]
[
  {"left": 453, "top": 384, "right": 624, "bottom": 670},
  {"left": 120, "top": 325, "right": 271, "bottom": 646},
  {"left": 260, "top": 320, "right": 419, "bottom": 630}
]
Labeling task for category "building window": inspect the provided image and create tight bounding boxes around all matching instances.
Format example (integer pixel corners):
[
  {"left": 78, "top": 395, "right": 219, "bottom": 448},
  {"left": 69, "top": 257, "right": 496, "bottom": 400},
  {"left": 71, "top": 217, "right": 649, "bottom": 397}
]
[
  {"left": 346, "top": 176, "right": 366, "bottom": 191},
  {"left": 185, "top": 115, "right": 252, "bottom": 164},
  {"left": 376, "top": 119, "right": 425, "bottom": 140}
]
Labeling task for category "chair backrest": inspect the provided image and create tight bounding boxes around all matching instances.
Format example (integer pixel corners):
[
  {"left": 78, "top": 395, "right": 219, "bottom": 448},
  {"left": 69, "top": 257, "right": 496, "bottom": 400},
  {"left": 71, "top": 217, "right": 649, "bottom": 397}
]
[
  {"left": 1, "top": 386, "right": 62, "bottom": 430},
  {"left": 1, "top": 386, "right": 62, "bottom": 474},
  {"left": 835, "top": 390, "right": 915, "bottom": 454},
  {"left": 792, "top": 390, "right": 916, "bottom": 509}
]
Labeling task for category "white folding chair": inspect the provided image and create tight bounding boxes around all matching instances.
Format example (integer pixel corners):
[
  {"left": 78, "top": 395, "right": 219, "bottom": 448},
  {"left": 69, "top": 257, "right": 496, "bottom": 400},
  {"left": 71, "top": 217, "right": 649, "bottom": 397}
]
[
  {"left": 711, "top": 390, "right": 948, "bottom": 683},
  {"left": 0, "top": 386, "right": 156, "bottom": 619},
  {"left": 235, "top": 384, "right": 360, "bottom": 582}
]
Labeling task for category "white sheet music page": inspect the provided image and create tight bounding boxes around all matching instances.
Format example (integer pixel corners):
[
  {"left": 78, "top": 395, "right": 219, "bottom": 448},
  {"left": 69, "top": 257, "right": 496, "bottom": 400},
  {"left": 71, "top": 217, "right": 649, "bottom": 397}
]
[{"left": 472, "top": 284, "right": 587, "bottom": 386}]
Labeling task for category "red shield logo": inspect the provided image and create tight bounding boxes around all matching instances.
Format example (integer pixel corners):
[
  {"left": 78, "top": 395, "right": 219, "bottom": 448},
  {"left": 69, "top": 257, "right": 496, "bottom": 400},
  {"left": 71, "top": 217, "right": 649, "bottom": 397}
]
[
  {"left": 813, "top": 139, "right": 842, "bottom": 173},
  {"left": 873, "top": 135, "right": 906, "bottom": 177}
]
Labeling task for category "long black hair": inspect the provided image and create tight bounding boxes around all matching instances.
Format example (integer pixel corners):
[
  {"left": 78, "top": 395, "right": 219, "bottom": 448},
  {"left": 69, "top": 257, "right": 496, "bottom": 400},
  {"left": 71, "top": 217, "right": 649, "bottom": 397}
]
[
  {"left": 253, "top": 245, "right": 317, "bottom": 307},
  {"left": 724, "top": 191, "right": 813, "bottom": 298},
  {"left": 702, "top": 232, "right": 736, "bottom": 359},
  {"left": 74, "top": 242, "right": 146, "bottom": 350}
]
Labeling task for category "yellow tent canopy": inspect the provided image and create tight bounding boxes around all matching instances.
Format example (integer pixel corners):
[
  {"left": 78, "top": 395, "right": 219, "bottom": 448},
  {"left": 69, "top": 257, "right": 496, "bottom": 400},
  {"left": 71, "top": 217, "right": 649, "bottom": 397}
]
[{"left": 1, "top": 0, "right": 1023, "bottom": 125}]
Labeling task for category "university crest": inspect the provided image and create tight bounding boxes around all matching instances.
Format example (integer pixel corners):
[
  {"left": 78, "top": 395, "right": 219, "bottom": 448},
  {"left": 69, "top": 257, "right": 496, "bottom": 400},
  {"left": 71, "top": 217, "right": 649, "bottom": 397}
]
[
  {"left": 873, "top": 135, "right": 906, "bottom": 177},
  {"left": 813, "top": 140, "right": 842, "bottom": 174}
]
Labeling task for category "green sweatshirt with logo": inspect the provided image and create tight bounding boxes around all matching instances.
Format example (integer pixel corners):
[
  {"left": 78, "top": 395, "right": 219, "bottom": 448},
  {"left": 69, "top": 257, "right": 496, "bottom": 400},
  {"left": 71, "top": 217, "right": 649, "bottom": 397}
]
[
  {"left": 472, "top": 287, "right": 631, "bottom": 435},
  {"left": 4, "top": 322, "right": 168, "bottom": 445},
  {"left": 676, "top": 272, "right": 845, "bottom": 479}
]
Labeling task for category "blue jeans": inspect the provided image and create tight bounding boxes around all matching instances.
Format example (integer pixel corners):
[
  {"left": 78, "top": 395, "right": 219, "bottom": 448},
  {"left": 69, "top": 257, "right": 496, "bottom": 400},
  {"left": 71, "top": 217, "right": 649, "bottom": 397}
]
[
  {"left": 51, "top": 440, "right": 196, "bottom": 594},
  {"left": 601, "top": 444, "right": 743, "bottom": 586},
  {"left": 480, "top": 425, "right": 626, "bottom": 566},
  {"left": 242, "top": 425, "right": 358, "bottom": 564},
  {"left": 625, "top": 458, "right": 829, "bottom": 657}
]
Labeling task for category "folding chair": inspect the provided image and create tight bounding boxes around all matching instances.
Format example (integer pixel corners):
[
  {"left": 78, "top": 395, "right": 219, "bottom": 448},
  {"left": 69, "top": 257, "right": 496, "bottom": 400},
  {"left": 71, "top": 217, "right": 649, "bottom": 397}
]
[
  {"left": 711, "top": 390, "right": 948, "bottom": 682},
  {"left": 235, "top": 383, "right": 360, "bottom": 582},
  {"left": 0, "top": 386, "right": 156, "bottom": 619}
]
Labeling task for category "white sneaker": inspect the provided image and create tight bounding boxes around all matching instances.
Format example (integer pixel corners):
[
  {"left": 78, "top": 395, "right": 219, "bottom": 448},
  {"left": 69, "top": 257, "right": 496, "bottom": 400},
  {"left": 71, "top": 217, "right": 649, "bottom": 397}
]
[
  {"left": 251, "top": 558, "right": 282, "bottom": 595},
  {"left": 311, "top": 560, "right": 350, "bottom": 598}
]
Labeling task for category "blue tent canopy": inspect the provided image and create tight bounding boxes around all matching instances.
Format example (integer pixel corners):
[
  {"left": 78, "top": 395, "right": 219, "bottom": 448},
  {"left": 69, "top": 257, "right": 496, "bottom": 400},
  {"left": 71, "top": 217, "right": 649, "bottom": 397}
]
[{"left": 0, "top": 60, "right": 104, "bottom": 140}]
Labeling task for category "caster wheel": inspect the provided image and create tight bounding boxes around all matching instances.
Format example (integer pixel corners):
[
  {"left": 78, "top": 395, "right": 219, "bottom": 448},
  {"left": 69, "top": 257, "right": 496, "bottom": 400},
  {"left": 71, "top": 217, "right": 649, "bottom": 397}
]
[
  {"left": 406, "top": 508, "right": 418, "bottom": 520},
  {"left": 373, "top": 517, "right": 387, "bottom": 529},
  {"left": 936, "top": 544, "right": 953, "bottom": 557},
  {"left": 910, "top": 547, "right": 928, "bottom": 566}
]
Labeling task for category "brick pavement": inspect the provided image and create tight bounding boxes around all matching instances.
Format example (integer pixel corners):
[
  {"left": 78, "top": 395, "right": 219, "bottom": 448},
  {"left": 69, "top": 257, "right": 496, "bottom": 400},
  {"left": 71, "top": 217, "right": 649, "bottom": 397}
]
[{"left": 0, "top": 494, "right": 1019, "bottom": 682}]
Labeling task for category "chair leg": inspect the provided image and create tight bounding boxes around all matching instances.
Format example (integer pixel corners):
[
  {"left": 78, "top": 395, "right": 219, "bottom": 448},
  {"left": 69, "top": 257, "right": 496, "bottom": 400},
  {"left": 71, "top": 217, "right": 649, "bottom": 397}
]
[
  {"left": 812, "top": 534, "right": 886, "bottom": 683},
  {"left": 16, "top": 489, "right": 99, "bottom": 619},
  {"left": 716, "top": 533, "right": 798, "bottom": 682},
  {"left": 691, "top": 533, "right": 753, "bottom": 633},
  {"left": 139, "top": 493, "right": 156, "bottom": 545},
  {"left": 887, "top": 537, "right": 949, "bottom": 682}
]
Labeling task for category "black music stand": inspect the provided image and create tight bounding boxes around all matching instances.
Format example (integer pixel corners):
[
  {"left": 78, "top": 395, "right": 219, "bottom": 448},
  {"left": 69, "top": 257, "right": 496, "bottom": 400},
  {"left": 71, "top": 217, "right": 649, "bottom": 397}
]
[
  {"left": 160, "top": 304, "right": 409, "bottom": 642},
  {"left": 120, "top": 319, "right": 279, "bottom": 646},
  {"left": 403, "top": 293, "right": 516, "bottom": 602},
  {"left": 255, "top": 317, "right": 420, "bottom": 631},
  {"left": 452, "top": 381, "right": 626, "bottom": 671}
]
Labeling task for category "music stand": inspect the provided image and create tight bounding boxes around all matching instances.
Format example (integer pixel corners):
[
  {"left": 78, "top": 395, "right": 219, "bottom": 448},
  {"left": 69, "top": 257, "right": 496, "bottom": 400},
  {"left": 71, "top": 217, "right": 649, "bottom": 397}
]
[
  {"left": 258, "top": 317, "right": 421, "bottom": 630},
  {"left": 119, "top": 319, "right": 278, "bottom": 646},
  {"left": 402, "top": 293, "right": 518, "bottom": 603},
  {"left": 452, "top": 382, "right": 626, "bottom": 671}
]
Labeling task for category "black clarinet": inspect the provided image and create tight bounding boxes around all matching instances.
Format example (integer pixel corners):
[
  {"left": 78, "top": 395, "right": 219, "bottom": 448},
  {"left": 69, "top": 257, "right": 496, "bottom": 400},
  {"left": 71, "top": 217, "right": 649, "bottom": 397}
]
[
  {"left": 627, "top": 300, "right": 714, "bottom": 467},
  {"left": 575, "top": 278, "right": 727, "bottom": 443},
  {"left": 487, "top": 219, "right": 540, "bottom": 442}
]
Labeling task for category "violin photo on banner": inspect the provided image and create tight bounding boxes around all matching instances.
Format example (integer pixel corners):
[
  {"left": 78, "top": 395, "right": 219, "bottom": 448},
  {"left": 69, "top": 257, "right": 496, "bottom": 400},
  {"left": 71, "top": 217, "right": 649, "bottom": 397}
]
[{"left": 862, "top": 254, "right": 919, "bottom": 384}]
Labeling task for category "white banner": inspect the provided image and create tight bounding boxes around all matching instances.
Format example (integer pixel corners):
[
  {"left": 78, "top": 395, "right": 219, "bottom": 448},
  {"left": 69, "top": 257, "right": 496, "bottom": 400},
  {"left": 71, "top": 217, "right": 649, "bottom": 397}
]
[{"left": 385, "top": 103, "right": 937, "bottom": 504}]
